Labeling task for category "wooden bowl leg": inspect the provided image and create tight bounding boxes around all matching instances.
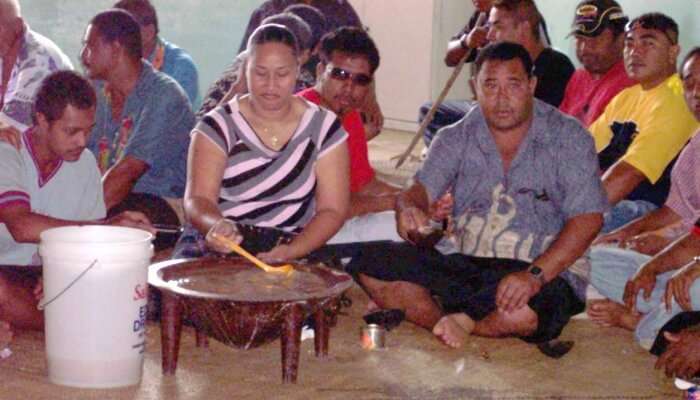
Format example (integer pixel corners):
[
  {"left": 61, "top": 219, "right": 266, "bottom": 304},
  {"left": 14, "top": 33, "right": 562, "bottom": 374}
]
[
  {"left": 280, "top": 303, "right": 303, "bottom": 383},
  {"left": 195, "top": 329, "right": 209, "bottom": 348},
  {"left": 313, "top": 308, "right": 329, "bottom": 357},
  {"left": 161, "top": 291, "right": 183, "bottom": 375}
]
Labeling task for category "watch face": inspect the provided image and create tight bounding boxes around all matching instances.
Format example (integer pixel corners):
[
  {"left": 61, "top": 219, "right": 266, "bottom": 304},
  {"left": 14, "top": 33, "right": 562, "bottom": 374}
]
[{"left": 529, "top": 266, "right": 543, "bottom": 275}]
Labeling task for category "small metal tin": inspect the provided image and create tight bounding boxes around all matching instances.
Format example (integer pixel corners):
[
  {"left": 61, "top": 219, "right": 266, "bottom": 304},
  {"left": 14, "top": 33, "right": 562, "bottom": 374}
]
[{"left": 361, "top": 324, "right": 386, "bottom": 350}]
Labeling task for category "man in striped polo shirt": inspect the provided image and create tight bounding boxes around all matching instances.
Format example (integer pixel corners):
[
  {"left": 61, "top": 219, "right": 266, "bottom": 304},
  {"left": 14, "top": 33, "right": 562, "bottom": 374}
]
[{"left": 0, "top": 71, "right": 152, "bottom": 346}]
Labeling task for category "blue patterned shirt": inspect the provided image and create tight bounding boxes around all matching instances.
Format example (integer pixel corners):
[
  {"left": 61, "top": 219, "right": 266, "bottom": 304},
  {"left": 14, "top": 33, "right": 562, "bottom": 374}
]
[{"left": 418, "top": 100, "right": 608, "bottom": 262}]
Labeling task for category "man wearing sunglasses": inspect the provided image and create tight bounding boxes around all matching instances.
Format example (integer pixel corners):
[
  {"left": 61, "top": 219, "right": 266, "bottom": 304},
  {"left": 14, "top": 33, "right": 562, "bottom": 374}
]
[
  {"left": 559, "top": 0, "right": 635, "bottom": 127},
  {"left": 298, "top": 27, "right": 406, "bottom": 245},
  {"left": 589, "top": 13, "right": 699, "bottom": 233}
]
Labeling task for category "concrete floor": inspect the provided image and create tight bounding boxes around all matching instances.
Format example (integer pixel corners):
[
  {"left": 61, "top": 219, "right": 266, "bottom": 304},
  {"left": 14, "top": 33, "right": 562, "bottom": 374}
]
[
  {"left": 0, "top": 286, "right": 680, "bottom": 399},
  {"left": 0, "top": 130, "right": 685, "bottom": 399}
]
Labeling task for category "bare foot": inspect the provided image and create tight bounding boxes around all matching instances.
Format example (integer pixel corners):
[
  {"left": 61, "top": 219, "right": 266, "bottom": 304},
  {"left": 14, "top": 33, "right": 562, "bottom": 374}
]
[
  {"left": 587, "top": 299, "right": 641, "bottom": 330},
  {"left": 0, "top": 321, "right": 12, "bottom": 348},
  {"left": 432, "top": 313, "right": 475, "bottom": 348}
]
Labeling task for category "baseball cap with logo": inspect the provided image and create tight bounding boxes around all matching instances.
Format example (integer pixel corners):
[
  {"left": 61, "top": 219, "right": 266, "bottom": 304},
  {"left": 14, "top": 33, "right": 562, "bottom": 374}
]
[{"left": 570, "top": 0, "right": 628, "bottom": 37}]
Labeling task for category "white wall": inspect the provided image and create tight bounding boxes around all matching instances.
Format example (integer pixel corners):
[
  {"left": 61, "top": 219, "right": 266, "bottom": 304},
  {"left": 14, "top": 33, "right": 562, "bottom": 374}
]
[{"left": 350, "top": 0, "right": 474, "bottom": 131}]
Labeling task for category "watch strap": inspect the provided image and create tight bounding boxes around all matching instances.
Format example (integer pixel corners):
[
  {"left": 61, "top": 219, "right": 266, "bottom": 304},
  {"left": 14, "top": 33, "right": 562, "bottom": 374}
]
[{"left": 527, "top": 264, "right": 547, "bottom": 285}]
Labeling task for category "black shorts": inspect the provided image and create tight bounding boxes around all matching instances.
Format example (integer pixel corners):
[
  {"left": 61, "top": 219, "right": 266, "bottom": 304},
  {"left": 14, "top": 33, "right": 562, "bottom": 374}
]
[{"left": 346, "top": 242, "right": 584, "bottom": 343}]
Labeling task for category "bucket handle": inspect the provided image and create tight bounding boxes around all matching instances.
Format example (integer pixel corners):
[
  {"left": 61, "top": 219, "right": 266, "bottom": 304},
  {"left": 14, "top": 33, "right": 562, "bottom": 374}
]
[{"left": 37, "top": 259, "right": 98, "bottom": 310}]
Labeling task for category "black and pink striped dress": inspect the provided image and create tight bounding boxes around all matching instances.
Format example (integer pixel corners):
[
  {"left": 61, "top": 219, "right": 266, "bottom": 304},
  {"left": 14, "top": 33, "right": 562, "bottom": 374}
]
[{"left": 193, "top": 96, "right": 348, "bottom": 233}]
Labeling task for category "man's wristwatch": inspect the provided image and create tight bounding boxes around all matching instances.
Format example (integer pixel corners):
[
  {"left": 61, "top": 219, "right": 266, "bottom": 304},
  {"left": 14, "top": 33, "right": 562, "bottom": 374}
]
[{"left": 527, "top": 265, "right": 547, "bottom": 286}]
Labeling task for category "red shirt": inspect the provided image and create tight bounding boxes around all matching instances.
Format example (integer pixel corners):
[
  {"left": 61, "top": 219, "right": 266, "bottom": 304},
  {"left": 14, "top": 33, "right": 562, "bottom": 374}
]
[
  {"left": 297, "top": 88, "right": 375, "bottom": 193},
  {"left": 559, "top": 60, "right": 635, "bottom": 127}
]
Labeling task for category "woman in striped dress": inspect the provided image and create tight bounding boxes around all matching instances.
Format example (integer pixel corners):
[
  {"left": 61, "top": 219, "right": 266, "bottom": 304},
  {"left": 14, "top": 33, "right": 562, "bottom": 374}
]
[{"left": 174, "top": 23, "right": 350, "bottom": 262}]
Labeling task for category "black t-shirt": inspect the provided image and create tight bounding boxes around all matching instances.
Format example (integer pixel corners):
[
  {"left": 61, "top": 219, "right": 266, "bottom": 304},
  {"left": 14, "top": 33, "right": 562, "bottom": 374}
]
[{"left": 533, "top": 48, "right": 575, "bottom": 107}]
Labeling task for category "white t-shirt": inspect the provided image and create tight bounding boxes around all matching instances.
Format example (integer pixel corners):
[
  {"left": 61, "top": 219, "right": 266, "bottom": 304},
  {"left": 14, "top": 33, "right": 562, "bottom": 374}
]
[{"left": 0, "top": 130, "right": 105, "bottom": 265}]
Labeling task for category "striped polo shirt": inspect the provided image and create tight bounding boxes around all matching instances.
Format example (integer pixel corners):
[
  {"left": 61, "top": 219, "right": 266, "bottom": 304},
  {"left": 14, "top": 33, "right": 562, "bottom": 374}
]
[{"left": 194, "top": 96, "right": 347, "bottom": 232}]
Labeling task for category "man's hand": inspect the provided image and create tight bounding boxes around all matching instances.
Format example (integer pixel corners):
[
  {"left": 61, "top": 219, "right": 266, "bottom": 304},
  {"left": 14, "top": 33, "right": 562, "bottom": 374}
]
[
  {"left": 396, "top": 206, "right": 430, "bottom": 243},
  {"left": 429, "top": 192, "right": 453, "bottom": 221},
  {"left": 465, "top": 13, "right": 489, "bottom": 49},
  {"left": 656, "top": 330, "right": 700, "bottom": 379},
  {"left": 664, "top": 262, "right": 700, "bottom": 311},
  {"left": 623, "top": 266, "right": 657, "bottom": 311},
  {"left": 0, "top": 124, "right": 22, "bottom": 150},
  {"left": 362, "top": 99, "right": 384, "bottom": 141},
  {"left": 593, "top": 227, "right": 633, "bottom": 246},
  {"left": 105, "top": 211, "right": 155, "bottom": 235},
  {"left": 622, "top": 232, "right": 671, "bottom": 256},
  {"left": 496, "top": 271, "right": 542, "bottom": 313}
]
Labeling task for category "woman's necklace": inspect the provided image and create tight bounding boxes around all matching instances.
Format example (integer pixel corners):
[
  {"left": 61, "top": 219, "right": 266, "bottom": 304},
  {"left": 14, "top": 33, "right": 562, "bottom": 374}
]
[
  {"left": 260, "top": 125, "right": 279, "bottom": 147},
  {"left": 249, "top": 100, "right": 293, "bottom": 149}
]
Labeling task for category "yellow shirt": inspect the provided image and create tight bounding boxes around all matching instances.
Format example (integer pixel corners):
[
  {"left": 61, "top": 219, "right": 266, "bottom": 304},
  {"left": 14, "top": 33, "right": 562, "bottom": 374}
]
[{"left": 590, "top": 74, "right": 699, "bottom": 183}]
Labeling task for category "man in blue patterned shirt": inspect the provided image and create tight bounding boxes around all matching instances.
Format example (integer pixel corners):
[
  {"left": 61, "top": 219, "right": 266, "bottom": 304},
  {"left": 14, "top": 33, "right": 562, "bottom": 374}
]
[
  {"left": 81, "top": 9, "right": 194, "bottom": 237},
  {"left": 347, "top": 42, "right": 607, "bottom": 349}
]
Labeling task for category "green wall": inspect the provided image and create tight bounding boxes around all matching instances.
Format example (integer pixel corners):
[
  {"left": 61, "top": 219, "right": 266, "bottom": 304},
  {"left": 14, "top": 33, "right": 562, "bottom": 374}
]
[
  {"left": 21, "top": 0, "right": 265, "bottom": 106},
  {"left": 537, "top": 0, "right": 700, "bottom": 66},
  {"left": 20, "top": 0, "right": 700, "bottom": 108}
]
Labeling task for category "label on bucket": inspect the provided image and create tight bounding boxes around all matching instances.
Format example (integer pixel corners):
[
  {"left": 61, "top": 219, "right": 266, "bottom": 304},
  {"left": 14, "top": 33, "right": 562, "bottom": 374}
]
[{"left": 131, "top": 284, "right": 148, "bottom": 354}]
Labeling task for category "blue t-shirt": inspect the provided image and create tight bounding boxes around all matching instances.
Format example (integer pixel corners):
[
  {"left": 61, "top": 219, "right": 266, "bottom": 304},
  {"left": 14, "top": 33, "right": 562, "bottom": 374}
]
[
  {"left": 88, "top": 61, "right": 195, "bottom": 199},
  {"left": 417, "top": 100, "right": 608, "bottom": 262},
  {"left": 147, "top": 37, "right": 199, "bottom": 107}
]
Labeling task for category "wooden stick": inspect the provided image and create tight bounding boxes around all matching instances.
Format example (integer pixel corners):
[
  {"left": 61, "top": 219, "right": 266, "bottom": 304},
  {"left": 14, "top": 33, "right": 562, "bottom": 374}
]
[
  {"left": 394, "top": 48, "right": 473, "bottom": 168},
  {"left": 393, "top": 11, "right": 488, "bottom": 168}
]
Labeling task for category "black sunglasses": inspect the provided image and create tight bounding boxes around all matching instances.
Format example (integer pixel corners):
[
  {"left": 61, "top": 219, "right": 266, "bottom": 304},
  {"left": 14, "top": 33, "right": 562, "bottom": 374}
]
[{"left": 328, "top": 67, "right": 373, "bottom": 86}]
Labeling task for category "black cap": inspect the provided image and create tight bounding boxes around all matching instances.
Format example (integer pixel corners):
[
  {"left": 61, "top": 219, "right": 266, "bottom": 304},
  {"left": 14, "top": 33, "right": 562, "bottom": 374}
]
[{"left": 570, "top": 0, "right": 628, "bottom": 37}]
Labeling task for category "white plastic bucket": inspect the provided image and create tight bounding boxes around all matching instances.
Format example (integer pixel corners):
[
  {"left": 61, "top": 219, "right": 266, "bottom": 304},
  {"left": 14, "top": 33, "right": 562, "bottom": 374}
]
[{"left": 39, "top": 226, "right": 153, "bottom": 388}]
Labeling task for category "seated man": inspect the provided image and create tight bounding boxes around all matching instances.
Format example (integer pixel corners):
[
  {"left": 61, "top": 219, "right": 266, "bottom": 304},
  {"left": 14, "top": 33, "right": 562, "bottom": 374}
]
[
  {"left": 420, "top": 0, "right": 573, "bottom": 147},
  {"left": 589, "top": 13, "right": 699, "bottom": 232},
  {"left": 559, "top": 0, "right": 635, "bottom": 127},
  {"left": 347, "top": 42, "right": 607, "bottom": 348},
  {"left": 297, "top": 27, "right": 402, "bottom": 244},
  {"left": 0, "top": 71, "right": 151, "bottom": 341},
  {"left": 197, "top": 11, "right": 315, "bottom": 118},
  {"left": 80, "top": 10, "right": 195, "bottom": 233},
  {"left": 0, "top": 0, "right": 73, "bottom": 131},
  {"left": 587, "top": 47, "right": 700, "bottom": 350},
  {"left": 114, "top": 0, "right": 200, "bottom": 106},
  {"left": 590, "top": 219, "right": 700, "bottom": 353}
]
